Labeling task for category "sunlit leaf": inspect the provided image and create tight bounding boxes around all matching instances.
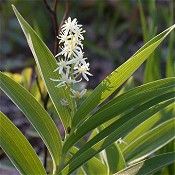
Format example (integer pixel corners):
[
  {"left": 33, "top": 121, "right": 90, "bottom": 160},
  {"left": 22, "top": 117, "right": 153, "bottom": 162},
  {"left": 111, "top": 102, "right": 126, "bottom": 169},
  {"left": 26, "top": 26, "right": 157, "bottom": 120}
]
[
  {"left": 12, "top": 5, "right": 74, "bottom": 131},
  {"left": 0, "top": 112, "right": 46, "bottom": 175},
  {"left": 0, "top": 72, "right": 62, "bottom": 173},
  {"left": 72, "top": 24, "right": 175, "bottom": 129},
  {"left": 115, "top": 152, "right": 175, "bottom": 175},
  {"left": 123, "top": 118, "right": 175, "bottom": 164}
]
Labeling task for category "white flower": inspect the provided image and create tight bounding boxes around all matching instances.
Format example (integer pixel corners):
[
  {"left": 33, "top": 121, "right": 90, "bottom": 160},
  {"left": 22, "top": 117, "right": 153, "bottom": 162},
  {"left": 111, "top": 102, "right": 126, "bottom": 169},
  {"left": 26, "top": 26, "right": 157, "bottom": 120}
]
[
  {"left": 61, "top": 17, "right": 81, "bottom": 36},
  {"left": 58, "top": 33, "right": 71, "bottom": 44},
  {"left": 56, "top": 17, "right": 85, "bottom": 59},
  {"left": 51, "top": 16, "right": 93, "bottom": 103},
  {"left": 68, "top": 50, "right": 87, "bottom": 66},
  {"left": 50, "top": 71, "right": 80, "bottom": 88},
  {"left": 74, "top": 27, "right": 85, "bottom": 41},
  {"left": 50, "top": 76, "right": 76, "bottom": 88},
  {"left": 70, "top": 89, "right": 87, "bottom": 99},
  {"left": 54, "top": 58, "right": 70, "bottom": 74},
  {"left": 74, "top": 63, "right": 93, "bottom": 81},
  {"left": 60, "top": 43, "right": 82, "bottom": 59}
]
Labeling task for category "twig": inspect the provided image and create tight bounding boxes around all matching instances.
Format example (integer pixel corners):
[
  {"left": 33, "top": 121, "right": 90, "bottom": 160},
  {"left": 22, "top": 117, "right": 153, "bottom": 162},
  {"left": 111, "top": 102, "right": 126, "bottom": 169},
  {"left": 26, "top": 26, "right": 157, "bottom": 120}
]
[
  {"left": 43, "top": 0, "right": 59, "bottom": 55},
  {"left": 43, "top": 0, "right": 70, "bottom": 54},
  {"left": 43, "top": 94, "right": 50, "bottom": 109},
  {"left": 43, "top": 0, "right": 54, "bottom": 15},
  {"left": 53, "top": 0, "right": 59, "bottom": 55},
  {"left": 58, "top": 0, "right": 70, "bottom": 34},
  {"left": 43, "top": 147, "right": 48, "bottom": 171}
]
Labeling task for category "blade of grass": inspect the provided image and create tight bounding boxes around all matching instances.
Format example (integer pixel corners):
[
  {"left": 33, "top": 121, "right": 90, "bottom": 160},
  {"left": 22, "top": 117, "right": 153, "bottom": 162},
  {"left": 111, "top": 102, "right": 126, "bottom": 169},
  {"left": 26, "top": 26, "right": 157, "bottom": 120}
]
[
  {"left": 69, "top": 146, "right": 108, "bottom": 175},
  {"left": 105, "top": 143, "right": 126, "bottom": 174}
]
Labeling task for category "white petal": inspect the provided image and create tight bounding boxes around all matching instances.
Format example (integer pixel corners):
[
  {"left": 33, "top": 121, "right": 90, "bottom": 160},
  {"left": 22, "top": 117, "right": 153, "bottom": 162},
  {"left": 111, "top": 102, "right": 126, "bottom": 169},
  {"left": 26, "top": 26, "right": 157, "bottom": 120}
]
[
  {"left": 85, "top": 71, "right": 93, "bottom": 76},
  {"left": 82, "top": 73, "right": 89, "bottom": 81},
  {"left": 50, "top": 78, "right": 61, "bottom": 82},
  {"left": 53, "top": 67, "right": 60, "bottom": 72}
]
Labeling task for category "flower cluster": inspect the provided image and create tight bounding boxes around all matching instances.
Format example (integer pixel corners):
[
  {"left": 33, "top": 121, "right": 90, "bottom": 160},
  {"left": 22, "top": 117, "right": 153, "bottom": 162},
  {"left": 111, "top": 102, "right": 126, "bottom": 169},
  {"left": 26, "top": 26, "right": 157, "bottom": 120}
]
[{"left": 51, "top": 17, "right": 92, "bottom": 101}]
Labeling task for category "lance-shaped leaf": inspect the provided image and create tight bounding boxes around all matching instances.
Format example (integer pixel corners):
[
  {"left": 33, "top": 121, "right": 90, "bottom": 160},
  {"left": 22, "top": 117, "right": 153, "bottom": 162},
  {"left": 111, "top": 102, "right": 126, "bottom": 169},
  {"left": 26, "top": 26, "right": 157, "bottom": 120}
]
[
  {"left": 0, "top": 112, "right": 46, "bottom": 175},
  {"left": 72, "top": 24, "right": 175, "bottom": 128},
  {"left": 0, "top": 72, "right": 62, "bottom": 173},
  {"left": 96, "top": 77, "right": 175, "bottom": 114},
  {"left": 115, "top": 152, "right": 175, "bottom": 175},
  {"left": 119, "top": 103, "right": 175, "bottom": 151},
  {"left": 12, "top": 5, "right": 74, "bottom": 131},
  {"left": 123, "top": 118, "right": 175, "bottom": 164}
]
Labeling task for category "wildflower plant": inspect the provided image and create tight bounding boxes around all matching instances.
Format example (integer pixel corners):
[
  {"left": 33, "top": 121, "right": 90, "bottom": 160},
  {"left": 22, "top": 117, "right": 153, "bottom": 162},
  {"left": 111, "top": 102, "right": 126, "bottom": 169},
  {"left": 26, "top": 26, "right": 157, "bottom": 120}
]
[{"left": 0, "top": 5, "right": 175, "bottom": 175}]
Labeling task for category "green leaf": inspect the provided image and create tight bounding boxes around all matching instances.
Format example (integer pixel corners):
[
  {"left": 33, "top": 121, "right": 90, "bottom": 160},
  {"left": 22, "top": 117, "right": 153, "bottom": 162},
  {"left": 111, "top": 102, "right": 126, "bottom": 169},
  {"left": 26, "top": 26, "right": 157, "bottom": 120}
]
[
  {"left": 105, "top": 143, "right": 126, "bottom": 174},
  {"left": 63, "top": 83, "right": 175, "bottom": 154},
  {"left": 0, "top": 112, "right": 46, "bottom": 175},
  {"left": 165, "top": 140, "right": 175, "bottom": 174},
  {"left": 116, "top": 76, "right": 134, "bottom": 97},
  {"left": 119, "top": 103, "right": 175, "bottom": 151},
  {"left": 60, "top": 96, "right": 174, "bottom": 174},
  {"left": 115, "top": 152, "right": 175, "bottom": 175},
  {"left": 12, "top": 5, "right": 74, "bottom": 131},
  {"left": 123, "top": 119, "right": 175, "bottom": 164},
  {"left": 96, "top": 77, "right": 175, "bottom": 114},
  {"left": 0, "top": 72, "right": 62, "bottom": 173},
  {"left": 69, "top": 146, "right": 108, "bottom": 175},
  {"left": 83, "top": 159, "right": 107, "bottom": 175},
  {"left": 72, "top": 24, "right": 175, "bottom": 128}
]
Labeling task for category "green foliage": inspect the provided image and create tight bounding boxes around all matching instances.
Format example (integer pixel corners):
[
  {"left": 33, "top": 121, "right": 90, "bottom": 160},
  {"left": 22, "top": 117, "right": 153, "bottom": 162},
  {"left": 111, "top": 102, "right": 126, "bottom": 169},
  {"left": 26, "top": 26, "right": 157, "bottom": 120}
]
[
  {"left": 0, "top": 5, "right": 174, "bottom": 175},
  {"left": 0, "top": 112, "right": 46, "bottom": 175},
  {"left": 115, "top": 152, "right": 175, "bottom": 175},
  {"left": 0, "top": 72, "right": 62, "bottom": 173},
  {"left": 123, "top": 119, "right": 175, "bottom": 163}
]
